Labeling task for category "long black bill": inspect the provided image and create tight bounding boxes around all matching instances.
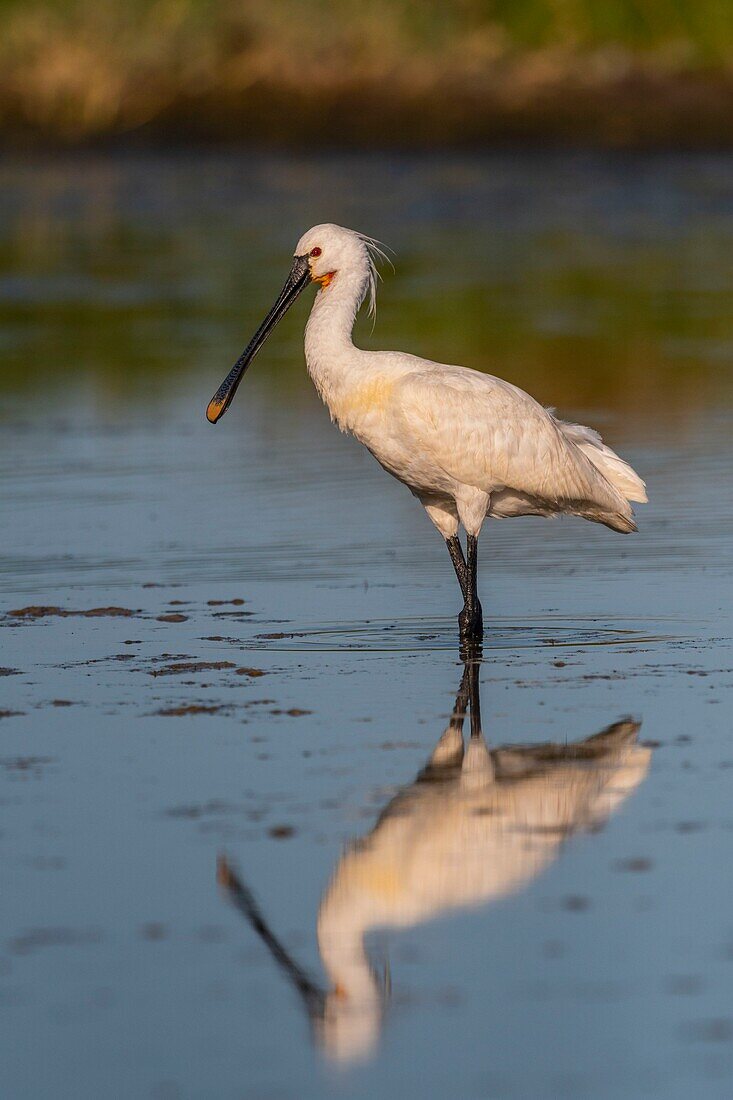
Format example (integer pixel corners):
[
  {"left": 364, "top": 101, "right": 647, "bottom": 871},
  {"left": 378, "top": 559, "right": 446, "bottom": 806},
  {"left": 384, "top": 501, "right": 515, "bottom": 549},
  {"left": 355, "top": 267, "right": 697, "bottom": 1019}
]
[
  {"left": 206, "top": 253, "right": 311, "bottom": 424},
  {"left": 217, "top": 855, "right": 326, "bottom": 1018}
]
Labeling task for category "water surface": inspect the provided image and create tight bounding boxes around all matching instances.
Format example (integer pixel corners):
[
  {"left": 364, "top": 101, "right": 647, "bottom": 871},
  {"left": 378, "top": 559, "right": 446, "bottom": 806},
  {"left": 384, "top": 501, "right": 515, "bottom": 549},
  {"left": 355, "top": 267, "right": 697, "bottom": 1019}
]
[{"left": 1, "top": 151, "right": 733, "bottom": 1099}]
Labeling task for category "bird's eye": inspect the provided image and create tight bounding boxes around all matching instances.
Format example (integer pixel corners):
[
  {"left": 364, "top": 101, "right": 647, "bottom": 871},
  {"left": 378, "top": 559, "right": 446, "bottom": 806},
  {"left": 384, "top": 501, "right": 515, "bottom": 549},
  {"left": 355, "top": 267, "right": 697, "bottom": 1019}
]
[{"left": 310, "top": 247, "right": 322, "bottom": 258}]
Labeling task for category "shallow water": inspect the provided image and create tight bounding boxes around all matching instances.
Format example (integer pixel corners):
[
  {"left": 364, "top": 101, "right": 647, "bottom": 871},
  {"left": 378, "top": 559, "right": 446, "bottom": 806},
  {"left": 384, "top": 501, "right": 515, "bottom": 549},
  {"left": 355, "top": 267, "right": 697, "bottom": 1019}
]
[{"left": 1, "top": 151, "right": 733, "bottom": 1099}]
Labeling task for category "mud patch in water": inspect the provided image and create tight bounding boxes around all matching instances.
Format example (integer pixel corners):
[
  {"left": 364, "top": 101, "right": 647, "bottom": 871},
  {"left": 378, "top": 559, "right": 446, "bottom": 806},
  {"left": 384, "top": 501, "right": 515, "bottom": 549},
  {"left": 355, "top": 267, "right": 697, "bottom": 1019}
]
[
  {"left": 8, "top": 605, "right": 139, "bottom": 619},
  {"left": 0, "top": 756, "right": 55, "bottom": 774},
  {"left": 154, "top": 704, "right": 228, "bottom": 717},
  {"left": 147, "top": 661, "right": 237, "bottom": 677},
  {"left": 9, "top": 927, "right": 103, "bottom": 955}
]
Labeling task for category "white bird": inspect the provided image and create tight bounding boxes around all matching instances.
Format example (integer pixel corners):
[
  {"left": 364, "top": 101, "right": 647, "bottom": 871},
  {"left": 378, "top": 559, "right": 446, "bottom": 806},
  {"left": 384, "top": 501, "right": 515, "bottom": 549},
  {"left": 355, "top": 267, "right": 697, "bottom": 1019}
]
[
  {"left": 219, "top": 665, "right": 651, "bottom": 1064},
  {"left": 207, "top": 224, "right": 647, "bottom": 642}
]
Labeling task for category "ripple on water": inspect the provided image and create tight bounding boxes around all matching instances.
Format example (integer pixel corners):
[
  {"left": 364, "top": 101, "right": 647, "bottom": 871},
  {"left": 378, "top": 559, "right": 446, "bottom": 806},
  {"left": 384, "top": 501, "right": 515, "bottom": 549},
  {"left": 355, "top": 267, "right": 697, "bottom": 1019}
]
[{"left": 247, "top": 616, "right": 677, "bottom": 653}]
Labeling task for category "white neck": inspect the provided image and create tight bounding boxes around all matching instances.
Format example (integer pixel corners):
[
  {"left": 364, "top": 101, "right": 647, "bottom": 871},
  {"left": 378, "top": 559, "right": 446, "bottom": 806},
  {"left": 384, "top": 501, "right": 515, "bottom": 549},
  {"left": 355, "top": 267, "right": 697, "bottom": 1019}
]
[
  {"left": 317, "top": 898, "right": 379, "bottom": 1005},
  {"left": 304, "top": 263, "right": 369, "bottom": 401}
]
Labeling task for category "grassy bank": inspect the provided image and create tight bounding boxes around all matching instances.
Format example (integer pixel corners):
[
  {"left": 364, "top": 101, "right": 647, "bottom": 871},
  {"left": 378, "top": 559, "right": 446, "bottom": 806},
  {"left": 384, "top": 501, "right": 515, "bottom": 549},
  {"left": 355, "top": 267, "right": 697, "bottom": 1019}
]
[{"left": 1, "top": 0, "right": 733, "bottom": 146}]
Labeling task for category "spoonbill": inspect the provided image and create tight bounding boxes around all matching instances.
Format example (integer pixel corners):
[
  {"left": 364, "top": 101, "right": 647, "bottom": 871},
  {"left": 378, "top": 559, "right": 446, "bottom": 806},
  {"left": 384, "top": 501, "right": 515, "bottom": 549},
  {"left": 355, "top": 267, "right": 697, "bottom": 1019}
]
[
  {"left": 218, "top": 665, "right": 650, "bottom": 1063},
  {"left": 207, "top": 224, "right": 647, "bottom": 642}
]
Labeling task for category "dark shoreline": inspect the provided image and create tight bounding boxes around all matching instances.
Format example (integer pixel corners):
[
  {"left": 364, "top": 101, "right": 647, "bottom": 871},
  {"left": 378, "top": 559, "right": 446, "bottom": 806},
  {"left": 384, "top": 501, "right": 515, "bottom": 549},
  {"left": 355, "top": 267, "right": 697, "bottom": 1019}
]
[{"left": 4, "top": 71, "right": 733, "bottom": 152}]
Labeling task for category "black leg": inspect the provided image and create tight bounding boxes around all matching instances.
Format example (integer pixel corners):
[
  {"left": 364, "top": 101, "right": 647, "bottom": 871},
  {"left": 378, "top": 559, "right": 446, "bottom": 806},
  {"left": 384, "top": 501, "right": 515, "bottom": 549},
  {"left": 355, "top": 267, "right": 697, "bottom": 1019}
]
[
  {"left": 453, "top": 662, "right": 471, "bottom": 725},
  {"left": 417, "top": 664, "right": 470, "bottom": 781},
  {"left": 446, "top": 535, "right": 468, "bottom": 598},
  {"left": 466, "top": 658, "right": 482, "bottom": 738},
  {"left": 458, "top": 534, "right": 484, "bottom": 644}
]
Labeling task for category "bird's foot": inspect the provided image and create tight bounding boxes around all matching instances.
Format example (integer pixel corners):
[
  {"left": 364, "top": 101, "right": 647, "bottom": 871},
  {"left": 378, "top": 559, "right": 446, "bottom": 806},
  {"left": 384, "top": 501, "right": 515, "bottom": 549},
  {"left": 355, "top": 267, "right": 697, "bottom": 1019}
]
[{"left": 458, "top": 600, "right": 484, "bottom": 645}]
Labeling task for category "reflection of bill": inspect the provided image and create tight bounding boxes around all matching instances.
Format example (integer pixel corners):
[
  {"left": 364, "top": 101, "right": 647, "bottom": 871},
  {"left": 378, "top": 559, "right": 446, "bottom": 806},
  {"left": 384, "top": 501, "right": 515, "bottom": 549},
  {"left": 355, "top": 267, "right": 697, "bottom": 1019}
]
[{"left": 219, "top": 664, "right": 651, "bottom": 1065}]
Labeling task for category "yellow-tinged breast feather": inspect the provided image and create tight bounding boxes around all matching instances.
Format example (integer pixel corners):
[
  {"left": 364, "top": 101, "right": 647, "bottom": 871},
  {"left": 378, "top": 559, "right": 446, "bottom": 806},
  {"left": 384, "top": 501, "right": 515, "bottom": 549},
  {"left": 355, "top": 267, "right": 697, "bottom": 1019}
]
[{"left": 329, "top": 377, "right": 395, "bottom": 430}]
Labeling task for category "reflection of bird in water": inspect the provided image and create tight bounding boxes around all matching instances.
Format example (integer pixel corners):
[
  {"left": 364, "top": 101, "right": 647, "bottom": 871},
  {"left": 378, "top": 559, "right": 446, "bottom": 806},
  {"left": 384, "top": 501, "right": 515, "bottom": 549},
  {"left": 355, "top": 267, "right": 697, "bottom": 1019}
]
[
  {"left": 206, "top": 224, "right": 646, "bottom": 644},
  {"left": 219, "top": 664, "right": 651, "bottom": 1064}
]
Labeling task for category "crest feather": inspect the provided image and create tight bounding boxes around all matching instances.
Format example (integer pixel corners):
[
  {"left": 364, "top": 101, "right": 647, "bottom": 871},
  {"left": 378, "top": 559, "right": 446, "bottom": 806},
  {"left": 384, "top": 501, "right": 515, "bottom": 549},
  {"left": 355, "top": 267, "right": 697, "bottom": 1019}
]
[{"left": 358, "top": 233, "right": 394, "bottom": 320}]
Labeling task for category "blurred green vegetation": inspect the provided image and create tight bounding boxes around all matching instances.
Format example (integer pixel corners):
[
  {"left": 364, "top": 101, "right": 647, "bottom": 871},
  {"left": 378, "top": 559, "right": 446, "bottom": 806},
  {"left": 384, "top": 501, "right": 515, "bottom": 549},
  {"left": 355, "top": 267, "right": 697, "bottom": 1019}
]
[
  {"left": 0, "top": 0, "right": 732, "bottom": 145},
  {"left": 1, "top": 153, "right": 731, "bottom": 435}
]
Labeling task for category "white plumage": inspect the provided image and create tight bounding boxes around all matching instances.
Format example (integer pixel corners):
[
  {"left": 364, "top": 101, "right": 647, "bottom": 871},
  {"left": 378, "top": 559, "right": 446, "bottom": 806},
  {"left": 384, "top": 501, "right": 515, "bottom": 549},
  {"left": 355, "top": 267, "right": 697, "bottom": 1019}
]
[
  {"left": 219, "top": 668, "right": 651, "bottom": 1064},
  {"left": 208, "top": 222, "right": 647, "bottom": 639},
  {"left": 299, "top": 224, "right": 646, "bottom": 534},
  {"left": 313, "top": 707, "right": 649, "bottom": 1062}
]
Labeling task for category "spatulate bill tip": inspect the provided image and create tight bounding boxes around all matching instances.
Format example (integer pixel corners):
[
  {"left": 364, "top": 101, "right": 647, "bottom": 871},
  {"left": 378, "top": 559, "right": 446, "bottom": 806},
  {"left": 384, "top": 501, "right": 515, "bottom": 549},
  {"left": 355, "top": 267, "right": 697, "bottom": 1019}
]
[{"left": 206, "top": 397, "right": 226, "bottom": 424}]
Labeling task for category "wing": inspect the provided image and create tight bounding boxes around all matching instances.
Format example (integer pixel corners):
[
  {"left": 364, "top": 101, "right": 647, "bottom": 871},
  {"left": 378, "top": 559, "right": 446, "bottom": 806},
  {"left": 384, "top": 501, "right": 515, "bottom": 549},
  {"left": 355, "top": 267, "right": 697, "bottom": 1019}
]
[{"left": 393, "top": 364, "right": 633, "bottom": 521}]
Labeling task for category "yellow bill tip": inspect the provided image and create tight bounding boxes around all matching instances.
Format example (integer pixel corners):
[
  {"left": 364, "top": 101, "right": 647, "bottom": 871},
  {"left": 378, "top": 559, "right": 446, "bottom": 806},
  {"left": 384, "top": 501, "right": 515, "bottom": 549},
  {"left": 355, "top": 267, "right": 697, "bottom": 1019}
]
[
  {"left": 206, "top": 397, "right": 225, "bottom": 424},
  {"left": 217, "top": 855, "right": 233, "bottom": 888}
]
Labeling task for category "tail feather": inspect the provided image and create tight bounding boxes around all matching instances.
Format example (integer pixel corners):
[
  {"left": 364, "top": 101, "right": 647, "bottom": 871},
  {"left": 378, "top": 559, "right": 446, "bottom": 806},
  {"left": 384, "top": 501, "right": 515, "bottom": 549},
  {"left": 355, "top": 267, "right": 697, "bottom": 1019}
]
[
  {"left": 556, "top": 419, "right": 648, "bottom": 504},
  {"left": 602, "top": 511, "right": 638, "bottom": 534}
]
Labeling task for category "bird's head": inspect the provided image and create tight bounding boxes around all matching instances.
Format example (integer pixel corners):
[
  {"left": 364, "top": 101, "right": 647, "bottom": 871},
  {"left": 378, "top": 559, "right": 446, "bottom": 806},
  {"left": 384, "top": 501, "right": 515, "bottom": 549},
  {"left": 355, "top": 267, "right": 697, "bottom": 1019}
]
[
  {"left": 295, "top": 223, "right": 372, "bottom": 289},
  {"left": 206, "top": 223, "right": 388, "bottom": 424}
]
